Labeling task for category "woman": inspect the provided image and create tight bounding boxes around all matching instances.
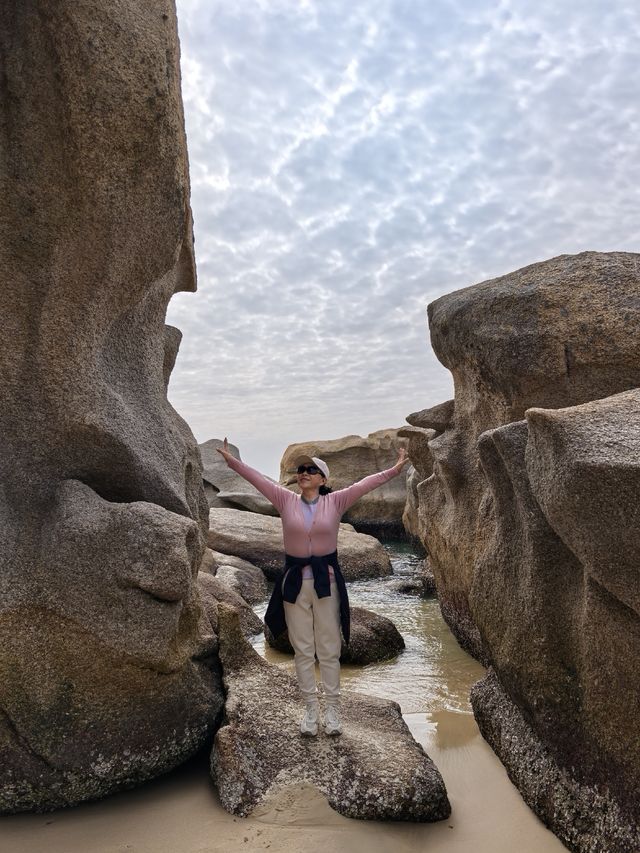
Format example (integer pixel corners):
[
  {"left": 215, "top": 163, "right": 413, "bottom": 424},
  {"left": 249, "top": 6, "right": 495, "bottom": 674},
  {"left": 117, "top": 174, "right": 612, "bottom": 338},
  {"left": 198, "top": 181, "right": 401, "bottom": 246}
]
[{"left": 217, "top": 438, "right": 409, "bottom": 737}]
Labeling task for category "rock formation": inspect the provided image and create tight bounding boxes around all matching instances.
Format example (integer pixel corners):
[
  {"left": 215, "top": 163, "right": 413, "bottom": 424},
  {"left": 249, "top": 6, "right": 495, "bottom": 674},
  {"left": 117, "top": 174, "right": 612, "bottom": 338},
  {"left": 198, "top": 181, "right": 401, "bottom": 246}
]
[
  {"left": 208, "top": 508, "right": 392, "bottom": 581},
  {"left": 212, "top": 606, "right": 450, "bottom": 821},
  {"left": 280, "top": 430, "right": 408, "bottom": 537},
  {"left": 199, "top": 439, "right": 278, "bottom": 515},
  {"left": 266, "top": 606, "right": 405, "bottom": 664},
  {"left": 397, "top": 425, "right": 435, "bottom": 543},
  {"left": 197, "top": 573, "right": 263, "bottom": 637},
  {"left": 0, "top": 1, "right": 222, "bottom": 812},
  {"left": 409, "top": 252, "right": 640, "bottom": 851},
  {"left": 204, "top": 550, "right": 268, "bottom": 606}
]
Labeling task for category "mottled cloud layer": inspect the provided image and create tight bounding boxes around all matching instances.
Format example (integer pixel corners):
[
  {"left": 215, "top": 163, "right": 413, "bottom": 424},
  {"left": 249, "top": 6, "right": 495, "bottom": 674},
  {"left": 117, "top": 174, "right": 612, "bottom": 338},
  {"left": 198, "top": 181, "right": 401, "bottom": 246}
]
[{"left": 168, "top": 0, "right": 640, "bottom": 475}]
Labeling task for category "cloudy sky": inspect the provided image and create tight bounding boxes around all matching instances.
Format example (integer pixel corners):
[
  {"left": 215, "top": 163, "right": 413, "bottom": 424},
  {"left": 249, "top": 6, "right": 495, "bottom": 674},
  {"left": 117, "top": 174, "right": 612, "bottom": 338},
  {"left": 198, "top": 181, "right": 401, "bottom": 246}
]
[{"left": 167, "top": 0, "right": 640, "bottom": 477}]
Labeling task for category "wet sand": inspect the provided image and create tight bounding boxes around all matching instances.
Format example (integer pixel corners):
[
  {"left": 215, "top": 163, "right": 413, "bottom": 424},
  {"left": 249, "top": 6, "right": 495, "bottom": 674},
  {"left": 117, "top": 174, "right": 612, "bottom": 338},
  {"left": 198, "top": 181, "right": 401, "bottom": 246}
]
[{"left": 1, "top": 710, "right": 566, "bottom": 853}]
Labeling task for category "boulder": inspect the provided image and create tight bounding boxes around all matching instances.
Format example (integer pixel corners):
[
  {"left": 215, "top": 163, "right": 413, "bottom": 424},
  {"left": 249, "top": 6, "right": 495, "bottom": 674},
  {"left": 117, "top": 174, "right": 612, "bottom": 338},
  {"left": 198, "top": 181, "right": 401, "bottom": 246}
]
[
  {"left": 279, "top": 430, "right": 408, "bottom": 537},
  {"left": 387, "top": 560, "right": 436, "bottom": 598},
  {"left": 415, "top": 251, "right": 640, "bottom": 659},
  {"left": 211, "top": 605, "right": 450, "bottom": 821},
  {"left": 470, "top": 390, "right": 640, "bottom": 852},
  {"left": 266, "top": 606, "right": 405, "bottom": 664},
  {"left": 0, "top": 1, "right": 222, "bottom": 813},
  {"left": 199, "top": 439, "right": 278, "bottom": 516},
  {"left": 209, "top": 558, "right": 268, "bottom": 606},
  {"left": 208, "top": 508, "right": 392, "bottom": 581},
  {"left": 197, "top": 573, "right": 263, "bottom": 637},
  {"left": 410, "top": 252, "right": 640, "bottom": 850}
]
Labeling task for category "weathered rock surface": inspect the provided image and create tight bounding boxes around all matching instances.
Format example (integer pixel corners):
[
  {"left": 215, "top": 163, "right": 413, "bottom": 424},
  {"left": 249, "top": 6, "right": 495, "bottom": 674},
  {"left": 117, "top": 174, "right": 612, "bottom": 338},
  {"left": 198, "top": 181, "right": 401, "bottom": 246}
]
[
  {"left": 0, "top": 1, "right": 222, "bottom": 812},
  {"left": 397, "top": 426, "right": 435, "bottom": 544},
  {"left": 409, "top": 252, "right": 640, "bottom": 851},
  {"left": 200, "top": 547, "right": 268, "bottom": 605},
  {"left": 387, "top": 559, "right": 436, "bottom": 598},
  {"left": 472, "top": 670, "right": 640, "bottom": 853},
  {"left": 211, "top": 606, "right": 450, "bottom": 821},
  {"left": 280, "top": 430, "right": 408, "bottom": 537},
  {"left": 416, "top": 251, "right": 640, "bottom": 659},
  {"left": 199, "top": 439, "right": 278, "bottom": 516},
  {"left": 208, "top": 508, "right": 392, "bottom": 581},
  {"left": 214, "top": 563, "right": 267, "bottom": 606},
  {"left": 266, "top": 606, "right": 405, "bottom": 664},
  {"left": 471, "top": 390, "right": 640, "bottom": 852},
  {"left": 198, "top": 572, "right": 263, "bottom": 637}
]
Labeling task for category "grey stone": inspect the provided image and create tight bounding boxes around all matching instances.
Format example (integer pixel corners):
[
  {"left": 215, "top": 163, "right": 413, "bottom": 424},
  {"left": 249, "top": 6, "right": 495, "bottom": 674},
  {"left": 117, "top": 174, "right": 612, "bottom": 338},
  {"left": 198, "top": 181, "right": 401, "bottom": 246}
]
[
  {"left": 0, "top": 1, "right": 222, "bottom": 813},
  {"left": 212, "top": 562, "right": 268, "bottom": 606},
  {"left": 198, "top": 572, "right": 263, "bottom": 637},
  {"left": 414, "top": 251, "right": 640, "bottom": 658},
  {"left": 406, "top": 252, "right": 640, "bottom": 849},
  {"left": 472, "top": 671, "right": 640, "bottom": 853},
  {"left": 211, "top": 605, "right": 450, "bottom": 821}
]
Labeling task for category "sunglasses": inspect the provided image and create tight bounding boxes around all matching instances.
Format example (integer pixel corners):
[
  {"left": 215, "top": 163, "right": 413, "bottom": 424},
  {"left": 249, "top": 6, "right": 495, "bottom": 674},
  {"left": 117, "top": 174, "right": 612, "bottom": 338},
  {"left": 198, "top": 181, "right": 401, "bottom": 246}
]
[{"left": 297, "top": 465, "right": 323, "bottom": 476}]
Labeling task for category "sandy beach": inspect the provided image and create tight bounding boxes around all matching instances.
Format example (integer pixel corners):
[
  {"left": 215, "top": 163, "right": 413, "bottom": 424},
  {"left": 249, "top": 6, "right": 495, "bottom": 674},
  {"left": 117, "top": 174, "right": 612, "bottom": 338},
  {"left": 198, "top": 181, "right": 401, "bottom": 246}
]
[{"left": 1, "top": 709, "right": 565, "bottom": 853}]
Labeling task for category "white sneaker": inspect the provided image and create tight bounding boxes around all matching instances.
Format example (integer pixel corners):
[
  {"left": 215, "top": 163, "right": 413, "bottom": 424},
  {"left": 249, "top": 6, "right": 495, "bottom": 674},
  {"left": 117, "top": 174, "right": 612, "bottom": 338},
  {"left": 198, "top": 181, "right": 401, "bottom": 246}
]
[
  {"left": 324, "top": 705, "right": 342, "bottom": 736},
  {"left": 300, "top": 704, "right": 319, "bottom": 736}
]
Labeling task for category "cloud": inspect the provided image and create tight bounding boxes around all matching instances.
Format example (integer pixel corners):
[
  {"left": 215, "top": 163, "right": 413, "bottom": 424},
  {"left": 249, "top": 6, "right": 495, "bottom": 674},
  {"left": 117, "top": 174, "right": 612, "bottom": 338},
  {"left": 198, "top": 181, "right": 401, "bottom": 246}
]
[{"left": 168, "top": 0, "right": 640, "bottom": 475}]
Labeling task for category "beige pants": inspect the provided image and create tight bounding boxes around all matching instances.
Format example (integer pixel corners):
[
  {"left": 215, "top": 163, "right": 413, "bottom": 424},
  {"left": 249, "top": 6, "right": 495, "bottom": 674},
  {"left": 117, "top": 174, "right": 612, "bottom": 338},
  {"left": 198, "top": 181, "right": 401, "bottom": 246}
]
[{"left": 284, "top": 578, "right": 341, "bottom": 706}]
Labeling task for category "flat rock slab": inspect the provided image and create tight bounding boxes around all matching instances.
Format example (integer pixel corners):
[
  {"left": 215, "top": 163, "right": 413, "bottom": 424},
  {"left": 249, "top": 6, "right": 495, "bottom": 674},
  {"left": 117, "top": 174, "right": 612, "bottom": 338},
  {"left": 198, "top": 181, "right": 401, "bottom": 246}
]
[
  {"left": 266, "top": 606, "right": 405, "bottom": 665},
  {"left": 208, "top": 508, "right": 392, "bottom": 581},
  {"left": 211, "top": 605, "right": 450, "bottom": 822}
]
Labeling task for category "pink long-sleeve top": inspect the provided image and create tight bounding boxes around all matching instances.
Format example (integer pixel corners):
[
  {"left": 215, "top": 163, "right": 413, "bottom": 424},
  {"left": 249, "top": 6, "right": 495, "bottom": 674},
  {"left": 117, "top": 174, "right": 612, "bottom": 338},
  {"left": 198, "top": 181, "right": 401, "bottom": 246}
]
[{"left": 225, "top": 455, "right": 400, "bottom": 559}]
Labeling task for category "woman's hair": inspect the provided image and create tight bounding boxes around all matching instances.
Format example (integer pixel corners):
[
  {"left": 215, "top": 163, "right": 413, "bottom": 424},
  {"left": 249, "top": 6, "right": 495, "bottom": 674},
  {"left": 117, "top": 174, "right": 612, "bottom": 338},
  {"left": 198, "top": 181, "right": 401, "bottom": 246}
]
[{"left": 319, "top": 484, "right": 332, "bottom": 495}]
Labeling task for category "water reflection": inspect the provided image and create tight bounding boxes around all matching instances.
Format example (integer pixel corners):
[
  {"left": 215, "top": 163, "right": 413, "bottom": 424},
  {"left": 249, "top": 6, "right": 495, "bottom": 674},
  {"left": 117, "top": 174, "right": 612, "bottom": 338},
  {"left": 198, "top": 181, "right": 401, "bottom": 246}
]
[{"left": 252, "top": 542, "right": 485, "bottom": 717}]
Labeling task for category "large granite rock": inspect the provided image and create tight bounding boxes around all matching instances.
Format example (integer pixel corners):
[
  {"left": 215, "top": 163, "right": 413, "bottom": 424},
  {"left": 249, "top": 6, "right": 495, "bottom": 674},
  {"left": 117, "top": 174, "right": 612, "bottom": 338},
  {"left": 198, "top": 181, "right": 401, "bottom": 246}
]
[
  {"left": 211, "top": 605, "right": 450, "bottom": 821},
  {"left": 280, "top": 430, "right": 408, "bottom": 537},
  {"left": 208, "top": 508, "right": 392, "bottom": 581},
  {"left": 199, "top": 439, "right": 278, "bottom": 516},
  {"left": 415, "top": 252, "right": 640, "bottom": 659},
  {"left": 0, "top": 1, "right": 222, "bottom": 813},
  {"left": 410, "top": 252, "right": 640, "bottom": 850},
  {"left": 470, "top": 389, "right": 640, "bottom": 853},
  {"left": 266, "top": 606, "right": 405, "bottom": 664}
]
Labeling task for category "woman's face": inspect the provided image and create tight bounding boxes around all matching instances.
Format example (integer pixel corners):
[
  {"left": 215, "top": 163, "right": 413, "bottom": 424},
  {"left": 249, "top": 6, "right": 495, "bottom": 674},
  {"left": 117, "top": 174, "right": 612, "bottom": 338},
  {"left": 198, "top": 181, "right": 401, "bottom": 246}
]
[{"left": 296, "top": 465, "right": 326, "bottom": 490}]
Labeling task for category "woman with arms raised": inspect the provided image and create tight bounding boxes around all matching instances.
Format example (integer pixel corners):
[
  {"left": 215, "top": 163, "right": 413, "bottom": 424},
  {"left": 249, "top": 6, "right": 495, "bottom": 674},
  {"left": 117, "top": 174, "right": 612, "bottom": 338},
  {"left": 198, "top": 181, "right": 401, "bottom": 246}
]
[{"left": 217, "top": 439, "right": 409, "bottom": 738}]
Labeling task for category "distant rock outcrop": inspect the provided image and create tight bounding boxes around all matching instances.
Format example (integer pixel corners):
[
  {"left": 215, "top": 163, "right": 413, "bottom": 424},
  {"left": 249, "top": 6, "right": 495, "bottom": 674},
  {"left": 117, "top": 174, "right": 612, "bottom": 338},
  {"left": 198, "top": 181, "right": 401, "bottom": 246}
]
[
  {"left": 0, "top": 1, "right": 222, "bottom": 812},
  {"left": 199, "top": 439, "right": 278, "bottom": 516},
  {"left": 212, "top": 606, "right": 450, "bottom": 821},
  {"left": 208, "top": 507, "right": 392, "bottom": 581},
  {"left": 280, "top": 430, "right": 408, "bottom": 537},
  {"left": 266, "top": 606, "right": 405, "bottom": 664},
  {"left": 409, "top": 252, "right": 640, "bottom": 851}
]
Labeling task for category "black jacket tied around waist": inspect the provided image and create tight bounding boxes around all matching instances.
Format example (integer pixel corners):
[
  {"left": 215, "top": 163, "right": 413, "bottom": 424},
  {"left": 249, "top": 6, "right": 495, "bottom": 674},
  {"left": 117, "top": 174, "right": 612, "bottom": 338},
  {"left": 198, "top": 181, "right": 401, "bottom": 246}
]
[{"left": 264, "top": 551, "right": 351, "bottom": 643}]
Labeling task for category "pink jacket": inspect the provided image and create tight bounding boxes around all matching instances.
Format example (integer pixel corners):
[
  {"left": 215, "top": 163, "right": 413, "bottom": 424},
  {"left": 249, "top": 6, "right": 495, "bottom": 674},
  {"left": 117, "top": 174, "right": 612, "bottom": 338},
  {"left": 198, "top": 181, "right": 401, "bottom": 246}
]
[{"left": 225, "top": 456, "right": 400, "bottom": 559}]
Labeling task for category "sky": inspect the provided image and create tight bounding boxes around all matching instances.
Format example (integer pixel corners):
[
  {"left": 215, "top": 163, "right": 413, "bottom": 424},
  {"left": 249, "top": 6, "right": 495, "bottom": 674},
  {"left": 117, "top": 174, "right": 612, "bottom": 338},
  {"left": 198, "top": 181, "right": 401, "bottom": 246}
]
[{"left": 167, "top": 0, "right": 640, "bottom": 478}]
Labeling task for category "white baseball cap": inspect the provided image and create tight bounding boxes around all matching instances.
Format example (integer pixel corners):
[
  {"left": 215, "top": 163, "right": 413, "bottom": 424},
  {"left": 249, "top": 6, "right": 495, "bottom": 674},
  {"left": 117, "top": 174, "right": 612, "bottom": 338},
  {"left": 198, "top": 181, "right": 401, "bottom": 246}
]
[{"left": 294, "top": 455, "right": 330, "bottom": 479}]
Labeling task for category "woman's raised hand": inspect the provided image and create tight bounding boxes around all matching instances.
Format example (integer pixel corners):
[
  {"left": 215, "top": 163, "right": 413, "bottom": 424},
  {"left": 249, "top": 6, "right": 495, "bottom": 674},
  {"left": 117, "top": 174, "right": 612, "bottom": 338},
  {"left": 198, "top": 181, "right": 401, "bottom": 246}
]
[
  {"left": 216, "top": 437, "right": 234, "bottom": 463},
  {"left": 394, "top": 447, "right": 410, "bottom": 471}
]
